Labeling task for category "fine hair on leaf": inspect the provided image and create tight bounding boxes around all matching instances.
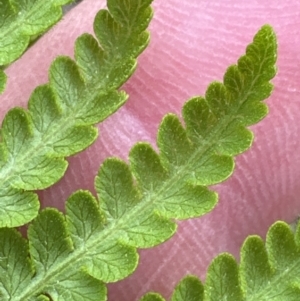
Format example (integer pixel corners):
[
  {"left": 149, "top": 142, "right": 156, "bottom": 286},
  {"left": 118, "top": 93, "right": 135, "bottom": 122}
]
[{"left": 0, "top": 24, "right": 277, "bottom": 301}]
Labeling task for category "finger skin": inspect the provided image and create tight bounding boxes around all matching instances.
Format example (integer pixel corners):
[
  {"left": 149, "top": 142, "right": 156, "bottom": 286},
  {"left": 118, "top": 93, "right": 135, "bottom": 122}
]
[{"left": 1, "top": 0, "right": 300, "bottom": 300}]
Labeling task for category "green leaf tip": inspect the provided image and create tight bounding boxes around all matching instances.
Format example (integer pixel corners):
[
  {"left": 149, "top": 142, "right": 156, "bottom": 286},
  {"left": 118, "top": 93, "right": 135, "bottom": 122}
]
[
  {"left": 0, "top": 0, "right": 154, "bottom": 228},
  {"left": 0, "top": 0, "right": 73, "bottom": 67},
  {"left": 140, "top": 293, "right": 166, "bottom": 301},
  {"left": 171, "top": 276, "right": 204, "bottom": 301},
  {"left": 0, "top": 69, "right": 7, "bottom": 94},
  {"left": 142, "top": 221, "right": 300, "bottom": 301},
  {"left": 140, "top": 276, "right": 204, "bottom": 301},
  {"left": 0, "top": 25, "right": 277, "bottom": 300}
]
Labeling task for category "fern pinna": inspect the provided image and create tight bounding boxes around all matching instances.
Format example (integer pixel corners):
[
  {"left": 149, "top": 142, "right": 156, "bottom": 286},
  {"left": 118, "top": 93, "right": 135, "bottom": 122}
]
[
  {"left": 0, "top": 0, "right": 153, "bottom": 228},
  {"left": 0, "top": 24, "right": 277, "bottom": 301}
]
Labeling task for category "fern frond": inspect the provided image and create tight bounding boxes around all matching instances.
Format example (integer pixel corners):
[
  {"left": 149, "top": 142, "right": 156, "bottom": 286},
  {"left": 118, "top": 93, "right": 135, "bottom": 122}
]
[
  {"left": 0, "top": 0, "right": 153, "bottom": 228},
  {"left": 140, "top": 221, "right": 300, "bottom": 301},
  {"left": 0, "top": 0, "right": 74, "bottom": 93},
  {"left": 0, "top": 25, "right": 277, "bottom": 300}
]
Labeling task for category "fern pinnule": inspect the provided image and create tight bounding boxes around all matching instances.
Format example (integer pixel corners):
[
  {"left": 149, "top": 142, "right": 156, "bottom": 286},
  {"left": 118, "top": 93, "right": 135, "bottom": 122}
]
[
  {"left": 0, "top": 0, "right": 75, "bottom": 93},
  {"left": 0, "top": 69, "right": 6, "bottom": 94}
]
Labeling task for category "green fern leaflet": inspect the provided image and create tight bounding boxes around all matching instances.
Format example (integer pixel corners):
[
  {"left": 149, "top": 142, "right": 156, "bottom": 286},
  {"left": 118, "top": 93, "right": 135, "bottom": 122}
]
[
  {"left": 140, "top": 275, "right": 203, "bottom": 301},
  {"left": 0, "top": 0, "right": 74, "bottom": 94},
  {"left": 0, "top": 0, "right": 153, "bottom": 228},
  {"left": 0, "top": 69, "right": 6, "bottom": 94},
  {"left": 0, "top": 0, "right": 73, "bottom": 66},
  {"left": 0, "top": 25, "right": 277, "bottom": 300}
]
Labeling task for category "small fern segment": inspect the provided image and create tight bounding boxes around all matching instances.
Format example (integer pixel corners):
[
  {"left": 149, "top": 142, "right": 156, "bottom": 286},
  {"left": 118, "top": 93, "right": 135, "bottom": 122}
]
[
  {"left": 0, "top": 69, "right": 6, "bottom": 93},
  {"left": 140, "top": 221, "right": 300, "bottom": 301},
  {"left": 140, "top": 276, "right": 204, "bottom": 301},
  {"left": 0, "top": 0, "right": 73, "bottom": 67},
  {"left": 0, "top": 25, "right": 276, "bottom": 300},
  {"left": 0, "top": 0, "right": 153, "bottom": 228}
]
